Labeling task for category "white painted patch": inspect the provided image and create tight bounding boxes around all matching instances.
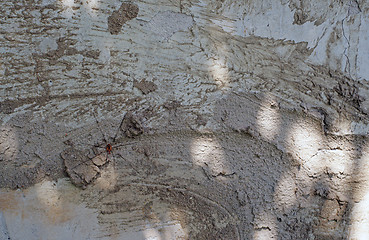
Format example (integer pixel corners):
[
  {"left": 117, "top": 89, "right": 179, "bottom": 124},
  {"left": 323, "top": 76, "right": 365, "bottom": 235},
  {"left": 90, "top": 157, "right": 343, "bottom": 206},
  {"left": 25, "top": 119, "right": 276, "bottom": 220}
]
[
  {"left": 61, "top": 0, "right": 74, "bottom": 7},
  {"left": 144, "top": 11, "right": 194, "bottom": 41},
  {"left": 357, "top": 16, "right": 369, "bottom": 81},
  {"left": 38, "top": 37, "right": 58, "bottom": 54},
  {"left": 351, "top": 122, "right": 369, "bottom": 135}
]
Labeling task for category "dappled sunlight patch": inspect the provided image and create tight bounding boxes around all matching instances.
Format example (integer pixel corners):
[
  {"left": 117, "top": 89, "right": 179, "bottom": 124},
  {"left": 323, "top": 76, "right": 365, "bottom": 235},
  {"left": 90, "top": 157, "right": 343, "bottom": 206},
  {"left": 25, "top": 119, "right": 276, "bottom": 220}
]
[
  {"left": 190, "top": 136, "right": 232, "bottom": 177},
  {"left": 82, "top": 0, "right": 99, "bottom": 16},
  {"left": 273, "top": 171, "right": 297, "bottom": 210},
  {"left": 35, "top": 180, "right": 73, "bottom": 224},
  {"left": 256, "top": 94, "right": 280, "bottom": 141},
  {"left": 288, "top": 120, "right": 324, "bottom": 175},
  {"left": 312, "top": 149, "right": 352, "bottom": 177},
  {"left": 59, "top": 0, "right": 76, "bottom": 18},
  {"left": 349, "top": 142, "right": 369, "bottom": 239},
  {"left": 60, "top": 0, "right": 74, "bottom": 7},
  {"left": 203, "top": 33, "right": 231, "bottom": 90},
  {"left": 142, "top": 222, "right": 186, "bottom": 240},
  {"left": 349, "top": 190, "right": 369, "bottom": 239},
  {"left": 252, "top": 211, "right": 277, "bottom": 240},
  {"left": 208, "top": 57, "right": 230, "bottom": 90},
  {"left": 94, "top": 163, "right": 117, "bottom": 191}
]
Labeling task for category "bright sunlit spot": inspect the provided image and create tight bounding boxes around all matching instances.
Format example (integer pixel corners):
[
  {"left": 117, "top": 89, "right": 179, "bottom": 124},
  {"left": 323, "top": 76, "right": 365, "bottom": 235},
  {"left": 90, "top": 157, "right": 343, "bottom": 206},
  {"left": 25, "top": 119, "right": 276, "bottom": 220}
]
[
  {"left": 274, "top": 171, "right": 297, "bottom": 210},
  {"left": 256, "top": 94, "right": 280, "bottom": 141},
  {"left": 350, "top": 190, "right": 369, "bottom": 239},
  {"left": 252, "top": 211, "right": 277, "bottom": 240},
  {"left": 205, "top": 38, "right": 230, "bottom": 90},
  {"left": 208, "top": 58, "right": 230, "bottom": 89},
  {"left": 288, "top": 121, "right": 324, "bottom": 175},
  {"left": 349, "top": 142, "right": 369, "bottom": 239},
  {"left": 190, "top": 136, "right": 230, "bottom": 177},
  {"left": 34, "top": 180, "right": 74, "bottom": 224},
  {"left": 142, "top": 222, "right": 186, "bottom": 240},
  {"left": 35, "top": 181, "right": 61, "bottom": 207},
  {"left": 95, "top": 163, "right": 117, "bottom": 190},
  {"left": 83, "top": 0, "right": 99, "bottom": 16},
  {"left": 61, "top": 0, "right": 74, "bottom": 7},
  {"left": 59, "top": 0, "right": 76, "bottom": 18},
  {"left": 143, "top": 228, "right": 161, "bottom": 240}
]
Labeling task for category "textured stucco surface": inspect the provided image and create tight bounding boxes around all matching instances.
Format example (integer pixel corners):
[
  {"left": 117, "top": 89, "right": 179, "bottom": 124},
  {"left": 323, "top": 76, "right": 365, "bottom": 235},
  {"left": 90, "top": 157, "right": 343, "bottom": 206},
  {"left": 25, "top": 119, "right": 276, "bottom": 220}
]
[{"left": 1, "top": 0, "right": 369, "bottom": 239}]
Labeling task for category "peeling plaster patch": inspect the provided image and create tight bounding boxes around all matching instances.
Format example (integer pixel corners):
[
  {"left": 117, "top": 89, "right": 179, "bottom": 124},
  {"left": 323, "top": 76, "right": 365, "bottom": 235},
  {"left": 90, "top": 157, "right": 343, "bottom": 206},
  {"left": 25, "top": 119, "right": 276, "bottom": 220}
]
[
  {"left": 143, "top": 11, "right": 194, "bottom": 41},
  {"left": 225, "top": 1, "right": 328, "bottom": 48},
  {"left": 60, "top": 147, "right": 108, "bottom": 188},
  {"left": 107, "top": 3, "right": 139, "bottom": 35},
  {"left": 293, "top": 9, "right": 308, "bottom": 25},
  {"left": 120, "top": 112, "right": 144, "bottom": 138},
  {"left": 94, "top": 163, "right": 117, "bottom": 190}
]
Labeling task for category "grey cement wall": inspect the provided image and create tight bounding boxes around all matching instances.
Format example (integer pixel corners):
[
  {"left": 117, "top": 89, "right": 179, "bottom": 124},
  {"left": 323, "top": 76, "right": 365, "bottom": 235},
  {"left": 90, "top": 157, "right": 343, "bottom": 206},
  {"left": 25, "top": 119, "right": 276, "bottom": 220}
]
[{"left": 1, "top": 0, "right": 369, "bottom": 239}]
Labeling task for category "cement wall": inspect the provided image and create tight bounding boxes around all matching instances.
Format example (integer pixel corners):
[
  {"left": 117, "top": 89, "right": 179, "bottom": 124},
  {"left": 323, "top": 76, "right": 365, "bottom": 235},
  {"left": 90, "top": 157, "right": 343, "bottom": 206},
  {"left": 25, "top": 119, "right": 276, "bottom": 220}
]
[{"left": 1, "top": 0, "right": 369, "bottom": 239}]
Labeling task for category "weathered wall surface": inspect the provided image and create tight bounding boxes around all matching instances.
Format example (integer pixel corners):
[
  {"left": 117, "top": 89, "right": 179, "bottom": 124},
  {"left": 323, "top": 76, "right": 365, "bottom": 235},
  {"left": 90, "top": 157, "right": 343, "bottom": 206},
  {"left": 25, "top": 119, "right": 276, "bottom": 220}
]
[{"left": 1, "top": 0, "right": 368, "bottom": 239}]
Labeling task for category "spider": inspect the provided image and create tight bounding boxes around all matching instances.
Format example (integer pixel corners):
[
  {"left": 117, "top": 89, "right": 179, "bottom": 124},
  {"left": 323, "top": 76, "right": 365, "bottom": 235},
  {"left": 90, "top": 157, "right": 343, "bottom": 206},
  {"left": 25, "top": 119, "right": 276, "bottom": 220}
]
[
  {"left": 62, "top": 110, "right": 142, "bottom": 187},
  {"left": 92, "top": 111, "right": 125, "bottom": 165},
  {"left": 91, "top": 110, "right": 143, "bottom": 165},
  {"left": 106, "top": 143, "right": 112, "bottom": 154}
]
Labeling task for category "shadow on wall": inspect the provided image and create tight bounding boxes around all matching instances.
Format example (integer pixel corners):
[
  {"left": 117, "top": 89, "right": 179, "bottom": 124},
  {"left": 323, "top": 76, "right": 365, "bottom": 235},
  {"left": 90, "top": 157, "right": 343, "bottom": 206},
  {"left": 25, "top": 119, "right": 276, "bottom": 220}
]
[
  {"left": 211, "top": 85, "right": 366, "bottom": 239},
  {"left": 197, "top": 3, "right": 368, "bottom": 237},
  {"left": 1, "top": 0, "right": 369, "bottom": 239}
]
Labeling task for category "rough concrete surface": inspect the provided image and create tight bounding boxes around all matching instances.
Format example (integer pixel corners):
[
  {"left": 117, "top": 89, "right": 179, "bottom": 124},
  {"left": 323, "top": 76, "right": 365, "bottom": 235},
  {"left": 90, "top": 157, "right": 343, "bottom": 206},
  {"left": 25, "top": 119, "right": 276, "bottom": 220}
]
[{"left": 0, "top": 0, "right": 369, "bottom": 239}]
